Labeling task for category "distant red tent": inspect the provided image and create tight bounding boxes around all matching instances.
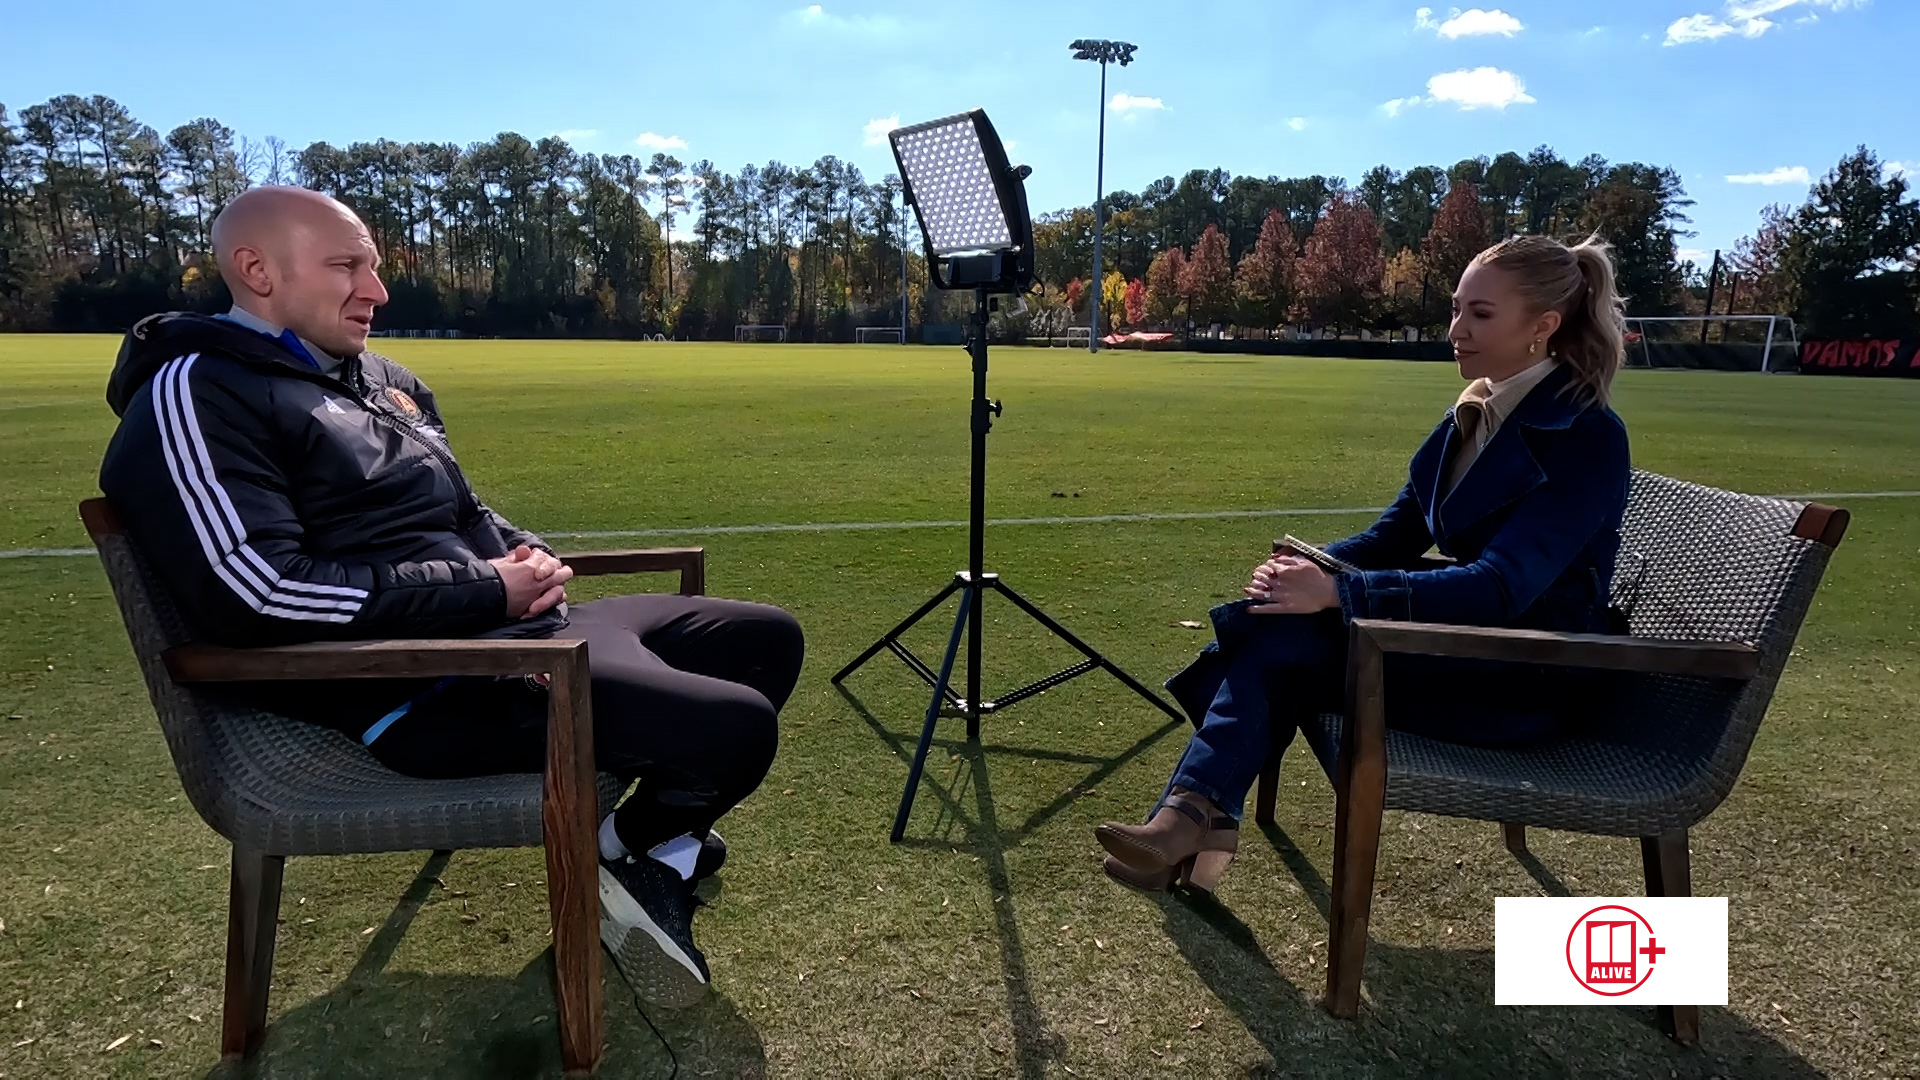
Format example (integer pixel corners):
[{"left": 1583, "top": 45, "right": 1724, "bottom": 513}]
[{"left": 1100, "top": 331, "right": 1177, "bottom": 348}]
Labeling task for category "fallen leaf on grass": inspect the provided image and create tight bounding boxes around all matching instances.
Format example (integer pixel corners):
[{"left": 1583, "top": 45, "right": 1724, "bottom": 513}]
[
  {"left": 1176, "top": 620, "right": 1205, "bottom": 629},
  {"left": 105, "top": 1034, "right": 131, "bottom": 1051},
  {"left": 1094, "top": 939, "right": 1106, "bottom": 950},
  {"left": 460, "top": 914, "right": 480, "bottom": 924},
  {"left": 0, "top": 916, "right": 6, "bottom": 933},
  {"left": 1093, "top": 1018, "right": 1109, "bottom": 1026},
  {"left": 300, "top": 918, "right": 316, "bottom": 925},
  {"left": 14, "top": 1036, "right": 37, "bottom": 1048},
  {"left": 1189, "top": 1019, "right": 1204, "bottom": 1030},
  {"left": 196, "top": 865, "right": 218, "bottom": 871},
  {"left": 148, "top": 1039, "right": 164, "bottom": 1048},
  {"left": 187, "top": 1014, "right": 202, "bottom": 1023},
  {"left": 361, "top": 927, "right": 375, "bottom": 936}
]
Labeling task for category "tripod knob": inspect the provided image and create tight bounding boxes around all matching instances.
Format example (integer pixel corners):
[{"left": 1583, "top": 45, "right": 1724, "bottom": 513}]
[{"left": 990, "top": 399, "right": 1003, "bottom": 417}]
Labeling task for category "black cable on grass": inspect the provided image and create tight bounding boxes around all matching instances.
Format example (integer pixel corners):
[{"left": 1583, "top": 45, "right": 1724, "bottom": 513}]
[{"left": 605, "top": 947, "right": 679, "bottom": 1079}]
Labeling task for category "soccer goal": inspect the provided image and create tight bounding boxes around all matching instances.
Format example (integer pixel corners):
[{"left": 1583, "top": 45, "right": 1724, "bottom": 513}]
[
  {"left": 1624, "top": 315, "right": 1798, "bottom": 373},
  {"left": 1060, "top": 326, "right": 1092, "bottom": 349},
  {"left": 734, "top": 324, "right": 788, "bottom": 343},
  {"left": 855, "top": 326, "right": 905, "bottom": 345}
]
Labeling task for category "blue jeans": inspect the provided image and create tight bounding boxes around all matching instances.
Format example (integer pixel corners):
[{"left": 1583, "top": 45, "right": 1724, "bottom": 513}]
[
  {"left": 1162, "top": 601, "right": 1571, "bottom": 820},
  {"left": 1165, "top": 606, "right": 1346, "bottom": 819}
]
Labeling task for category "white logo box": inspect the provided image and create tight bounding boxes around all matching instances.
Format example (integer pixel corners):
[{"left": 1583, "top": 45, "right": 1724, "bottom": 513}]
[{"left": 1495, "top": 897, "right": 1727, "bottom": 1006}]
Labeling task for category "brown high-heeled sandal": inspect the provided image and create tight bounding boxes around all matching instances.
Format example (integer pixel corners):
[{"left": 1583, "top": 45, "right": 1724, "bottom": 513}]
[{"left": 1095, "top": 789, "right": 1239, "bottom": 894}]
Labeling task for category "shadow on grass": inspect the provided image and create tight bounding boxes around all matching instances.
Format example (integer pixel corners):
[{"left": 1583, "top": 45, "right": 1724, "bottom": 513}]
[
  {"left": 207, "top": 852, "right": 765, "bottom": 1080},
  {"left": 1156, "top": 859, "right": 1824, "bottom": 1079}
]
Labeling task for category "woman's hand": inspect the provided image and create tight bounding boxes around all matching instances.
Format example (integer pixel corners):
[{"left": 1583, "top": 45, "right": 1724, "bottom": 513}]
[{"left": 1245, "top": 554, "right": 1340, "bottom": 615}]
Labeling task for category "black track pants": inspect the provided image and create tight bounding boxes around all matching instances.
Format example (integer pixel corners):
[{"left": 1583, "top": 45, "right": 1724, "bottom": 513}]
[{"left": 368, "top": 594, "right": 805, "bottom": 852}]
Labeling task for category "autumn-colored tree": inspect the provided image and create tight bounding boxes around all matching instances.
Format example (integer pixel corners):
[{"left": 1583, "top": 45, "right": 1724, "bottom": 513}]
[
  {"left": 1123, "top": 278, "right": 1147, "bottom": 328},
  {"left": 1233, "top": 208, "right": 1298, "bottom": 330},
  {"left": 1180, "top": 224, "right": 1235, "bottom": 324},
  {"left": 1064, "top": 276, "right": 1084, "bottom": 316},
  {"left": 1380, "top": 248, "right": 1428, "bottom": 329},
  {"left": 1728, "top": 204, "right": 1797, "bottom": 317},
  {"left": 1296, "top": 194, "right": 1386, "bottom": 331},
  {"left": 1423, "top": 180, "right": 1489, "bottom": 294},
  {"left": 1145, "top": 247, "right": 1187, "bottom": 323},
  {"left": 1101, "top": 270, "right": 1127, "bottom": 332}
]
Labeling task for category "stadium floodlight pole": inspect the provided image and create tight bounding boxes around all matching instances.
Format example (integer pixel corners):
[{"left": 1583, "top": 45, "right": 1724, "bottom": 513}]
[
  {"left": 898, "top": 181, "right": 910, "bottom": 342},
  {"left": 1071, "top": 38, "right": 1137, "bottom": 353},
  {"left": 833, "top": 109, "right": 1181, "bottom": 842}
]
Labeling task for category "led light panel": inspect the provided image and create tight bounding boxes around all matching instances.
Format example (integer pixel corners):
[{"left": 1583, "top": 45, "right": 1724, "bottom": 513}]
[{"left": 892, "top": 118, "right": 1013, "bottom": 256}]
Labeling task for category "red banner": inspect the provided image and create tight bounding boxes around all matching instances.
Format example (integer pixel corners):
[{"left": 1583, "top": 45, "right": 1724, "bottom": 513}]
[{"left": 1799, "top": 338, "right": 1918, "bottom": 376}]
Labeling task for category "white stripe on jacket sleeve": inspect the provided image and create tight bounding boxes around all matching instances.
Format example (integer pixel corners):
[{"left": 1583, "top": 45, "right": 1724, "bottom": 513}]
[{"left": 152, "top": 354, "right": 366, "bottom": 624}]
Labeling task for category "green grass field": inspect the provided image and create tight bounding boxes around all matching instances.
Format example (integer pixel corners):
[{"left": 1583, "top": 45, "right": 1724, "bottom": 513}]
[{"left": 1, "top": 337, "right": 1915, "bottom": 1079}]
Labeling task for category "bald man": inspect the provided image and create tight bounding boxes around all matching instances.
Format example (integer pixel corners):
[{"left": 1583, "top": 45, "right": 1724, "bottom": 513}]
[{"left": 100, "top": 186, "right": 803, "bottom": 1009}]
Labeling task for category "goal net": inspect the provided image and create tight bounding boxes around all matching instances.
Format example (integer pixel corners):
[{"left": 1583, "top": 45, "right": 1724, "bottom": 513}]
[
  {"left": 855, "top": 327, "right": 905, "bottom": 345},
  {"left": 734, "top": 324, "right": 788, "bottom": 343},
  {"left": 1623, "top": 315, "right": 1797, "bottom": 373}
]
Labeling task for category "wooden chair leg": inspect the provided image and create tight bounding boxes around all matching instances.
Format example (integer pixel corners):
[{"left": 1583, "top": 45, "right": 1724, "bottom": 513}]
[
  {"left": 221, "top": 848, "right": 284, "bottom": 1061},
  {"left": 1325, "top": 631, "right": 1388, "bottom": 1019},
  {"left": 1641, "top": 829, "right": 1700, "bottom": 1046},
  {"left": 1503, "top": 822, "right": 1528, "bottom": 857},
  {"left": 544, "top": 648, "right": 605, "bottom": 1076},
  {"left": 1254, "top": 754, "right": 1281, "bottom": 826}
]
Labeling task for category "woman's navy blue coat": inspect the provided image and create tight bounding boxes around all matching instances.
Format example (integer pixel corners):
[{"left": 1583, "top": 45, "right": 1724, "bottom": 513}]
[
  {"left": 1165, "top": 363, "right": 1631, "bottom": 740},
  {"left": 1326, "top": 362, "right": 1630, "bottom": 633}
]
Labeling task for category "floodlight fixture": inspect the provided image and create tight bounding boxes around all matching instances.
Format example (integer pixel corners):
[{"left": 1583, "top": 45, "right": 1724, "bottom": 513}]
[
  {"left": 844, "top": 108, "right": 1181, "bottom": 843},
  {"left": 888, "top": 110, "right": 1034, "bottom": 294}
]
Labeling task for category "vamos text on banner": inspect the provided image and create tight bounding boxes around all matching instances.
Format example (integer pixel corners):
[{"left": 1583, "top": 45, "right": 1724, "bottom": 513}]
[{"left": 1495, "top": 897, "right": 1728, "bottom": 1006}]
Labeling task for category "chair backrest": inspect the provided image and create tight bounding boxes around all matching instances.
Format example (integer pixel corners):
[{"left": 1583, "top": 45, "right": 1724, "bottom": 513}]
[
  {"left": 82, "top": 499, "right": 261, "bottom": 840},
  {"left": 1604, "top": 471, "right": 1847, "bottom": 818}
]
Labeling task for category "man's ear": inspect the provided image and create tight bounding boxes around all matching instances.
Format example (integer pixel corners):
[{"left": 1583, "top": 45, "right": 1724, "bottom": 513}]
[{"left": 227, "top": 244, "right": 274, "bottom": 299}]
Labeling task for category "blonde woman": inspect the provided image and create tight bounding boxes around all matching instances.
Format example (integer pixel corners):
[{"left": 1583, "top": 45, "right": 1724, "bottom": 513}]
[{"left": 1099, "top": 235, "right": 1632, "bottom": 894}]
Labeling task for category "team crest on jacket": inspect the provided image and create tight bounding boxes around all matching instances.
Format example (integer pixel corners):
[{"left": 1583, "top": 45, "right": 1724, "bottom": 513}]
[{"left": 385, "top": 387, "right": 420, "bottom": 418}]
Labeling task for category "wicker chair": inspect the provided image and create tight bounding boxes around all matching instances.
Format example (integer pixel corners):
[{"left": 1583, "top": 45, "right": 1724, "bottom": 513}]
[
  {"left": 80, "top": 498, "right": 708, "bottom": 1076},
  {"left": 1242, "top": 471, "right": 1849, "bottom": 1044}
]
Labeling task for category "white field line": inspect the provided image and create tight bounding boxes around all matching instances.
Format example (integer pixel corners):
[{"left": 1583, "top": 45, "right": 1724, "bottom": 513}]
[{"left": 7, "top": 490, "right": 1917, "bottom": 559}]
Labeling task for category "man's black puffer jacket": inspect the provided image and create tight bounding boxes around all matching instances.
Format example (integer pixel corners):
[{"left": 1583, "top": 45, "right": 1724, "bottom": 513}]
[{"left": 100, "top": 312, "right": 564, "bottom": 651}]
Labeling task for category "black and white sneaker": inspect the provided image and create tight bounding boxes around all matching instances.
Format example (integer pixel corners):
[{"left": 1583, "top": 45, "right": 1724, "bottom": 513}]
[
  {"left": 691, "top": 829, "right": 727, "bottom": 905},
  {"left": 598, "top": 853, "right": 710, "bottom": 1008}
]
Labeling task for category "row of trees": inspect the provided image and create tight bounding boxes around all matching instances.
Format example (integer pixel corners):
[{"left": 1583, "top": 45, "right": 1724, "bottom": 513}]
[
  {"left": 1, "top": 93, "right": 1913, "bottom": 339},
  {"left": 1033, "top": 148, "right": 1696, "bottom": 338}
]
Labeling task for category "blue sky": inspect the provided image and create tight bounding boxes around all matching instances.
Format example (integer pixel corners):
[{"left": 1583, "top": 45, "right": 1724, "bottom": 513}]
[{"left": 3, "top": 0, "right": 1912, "bottom": 259}]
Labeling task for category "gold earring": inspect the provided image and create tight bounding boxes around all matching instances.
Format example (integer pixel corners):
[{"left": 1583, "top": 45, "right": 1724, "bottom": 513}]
[{"left": 1528, "top": 341, "right": 1539, "bottom": 356}]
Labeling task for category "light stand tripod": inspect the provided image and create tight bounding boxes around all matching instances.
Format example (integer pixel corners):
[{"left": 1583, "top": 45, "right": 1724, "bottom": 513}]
[{"left": 833, "top": 283, "right": 1182, "bottom": 841}]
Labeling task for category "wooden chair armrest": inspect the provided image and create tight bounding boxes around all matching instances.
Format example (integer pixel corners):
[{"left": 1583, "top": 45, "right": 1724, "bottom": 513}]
[
  {"left": 1349, "top": 619, "right": 1760, "bottom": 680},
  {"left": 558, "top": 548, "right": 705, "bottom": 595},
  {"left": 163, "top": 638, "right": 588, "bottom": 683}
]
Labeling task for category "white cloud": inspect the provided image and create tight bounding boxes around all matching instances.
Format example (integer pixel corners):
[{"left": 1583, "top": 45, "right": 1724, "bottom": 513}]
[
  {"left": 1885, "top": 161, "right": 1915, "bottom": 181},
  {"left": 1002, "top": 139, "right": 1018, "bottom": 155},
  {"left": 1665, "top": 0, "right": 1858, "bottom": 45},
  {"left": 1108, "top": 93, "right": 1167, "bottom": 114},
  {"left": 1382, "top": 96, "right": 1422, "bottom": 117},
  {"left": 1436, "top": 8, "right": 1525, "bottom": 38},
  {"left": 1426, "top": 67, "right": 1536, "bottom": 109},
  {"left": 635, "top": 132, "right": 688, "bottom": 151},
  {"left": 1287, "top": 117, "right": 1307, "bottom": 131},
  {"left": 862, "top": 115, "right": 898, "bottom": 147},
  {"left": 1415, "top": 7, "right": 1439, "bottom": 30},
  {"left": 1726, "top": 166, "right": 1811, "bottom": 185},
  {"left": 788, "top": 3, "right": 900, "bottom": 35},
  {"left": 551, "top": 129, "right": 598, "bottom": 142}
]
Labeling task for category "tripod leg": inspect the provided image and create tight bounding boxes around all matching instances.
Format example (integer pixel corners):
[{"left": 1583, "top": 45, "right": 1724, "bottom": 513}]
[
  {"left": 988, "top": 579, "right": 1185, "bottom": 722},
  {"left": 835, "top": 576, "right": 964, "bottom": 685},
  {"left": 891, "top": 588, "right": 974, "bottom": 843}
]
